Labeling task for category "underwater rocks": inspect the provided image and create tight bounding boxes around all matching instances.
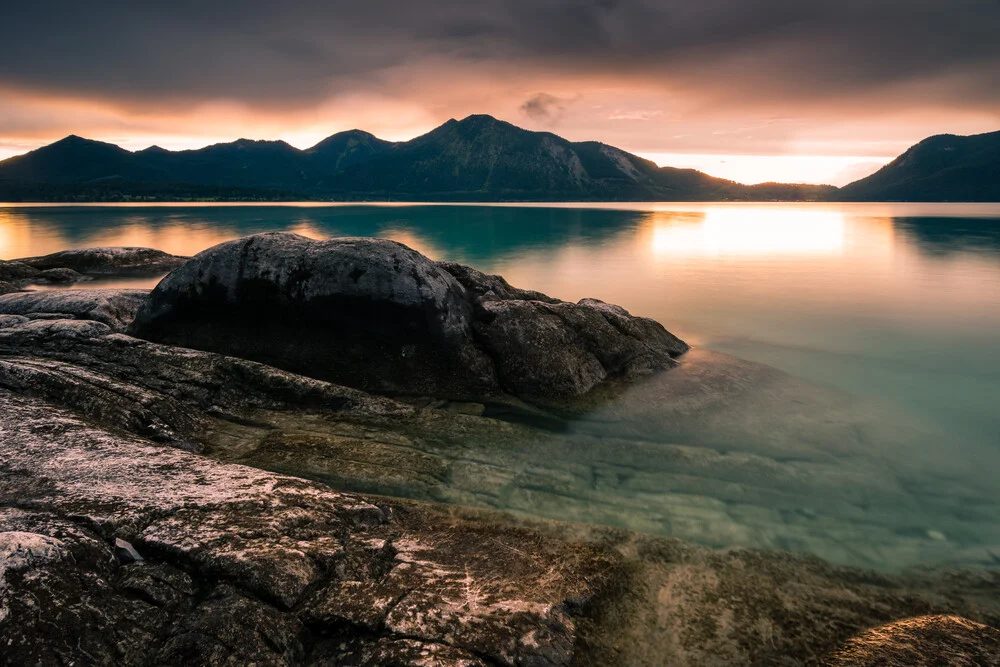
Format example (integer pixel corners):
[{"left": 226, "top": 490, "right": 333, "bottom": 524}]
[
  {"left": 1, "top": 243, "right": 999, "bottom": 664},
  {"left": 2, "top": 386, "right": 1000, "bottom": 665},
  {"left": 129, "top": 233, "right": 688, "bottom": 405},
  {"left": 825, "top": 615, "right": 1000, "bottom": 666},
  {"left": 0, "top": 391, "right": 606, "bottom": 666}
]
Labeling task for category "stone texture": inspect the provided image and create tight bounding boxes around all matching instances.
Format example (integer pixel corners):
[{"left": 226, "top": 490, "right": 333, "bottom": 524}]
[
  {"left": 15, "top": 246, "right": 188, "bottom": 276},
  {"left": 130, "top": 233, "right": 499, "bottom": 400},
  {"left": 0, "top": 392, "right": 612, "bottom": 666},
  {"left": 0, "top": 303, "right": 997, "bottom": 572},
  {"left": 32, "top": 266, "right": 89, "bottom": 284},
  {"left": 1, "top": 388, "right": 1000, "bottom": 666},
  {"left": 0, "top": 259, "right": 38, "bottom": 282},
  {"left": 0, "top": 289, "right": 150, "bottom": 331},
  {"left": 825, "top": 615, "right": 1000, "bottom": 666},
  {"left": 0, "top": 242, "right": 998, "bottom": 665}
]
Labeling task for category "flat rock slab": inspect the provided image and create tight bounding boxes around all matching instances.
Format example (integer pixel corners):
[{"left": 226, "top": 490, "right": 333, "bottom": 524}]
[
  {"left": 0, "top": 309, "right": 998, "bottom": 571},
  {"left": 2, "top": 389, "right": 1000, "bottom": 665},
  {"left": 0, "top": 289, "right": 149, "bottom": 332},
  {"left": 15, "top": 246, "right": 188, "bottom": 276}
]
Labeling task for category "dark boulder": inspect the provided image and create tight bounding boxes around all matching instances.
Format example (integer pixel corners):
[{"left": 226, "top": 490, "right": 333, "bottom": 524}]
[
  {"left": 15, "top": 246, "right": 188, "bottom": 276},
  {"left": 474, "top": 298, "right": 688, "bottom": 399},
  {"left": 0, "top": 260, "right": 38, "bottom": 282},
  {"left": 0, "top": 281, "right": 19, "bottom": 296},
  {"left": 130, "top": 233, "right": 688, "bottom": 404},
  {"left": 130, "top": 233, "right": 498, "bottom": 400}
]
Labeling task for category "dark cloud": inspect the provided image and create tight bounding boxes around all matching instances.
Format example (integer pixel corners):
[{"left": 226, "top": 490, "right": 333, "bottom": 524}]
[
  {"left": 1, "top": 0, "right": 998, "bottom": 111},
  {"left": 520, "top": 93, "right": 570, "bottom": 122}
]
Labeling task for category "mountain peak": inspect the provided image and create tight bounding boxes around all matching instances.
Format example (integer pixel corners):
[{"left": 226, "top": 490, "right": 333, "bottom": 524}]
[
  {"left": 454, "top": 114, "right": 511, "bottom": 128},
  {"left": 51, "top": 134, "right": 110, "bottom": 147}
]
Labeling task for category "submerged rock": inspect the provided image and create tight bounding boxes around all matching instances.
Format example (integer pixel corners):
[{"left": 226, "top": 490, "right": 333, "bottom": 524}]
[
  {"left": 826, "top": 615, "right": 1000, "bottom": 666},
  {"left": 130, "top": 233, "right": 688, "bottom": 404},
  {"left": 15, "top": 246, "right": 188, "bottom": 276},
  {"left": 0, "top": 242, "right": 997, "bottom": 664},
  {"left": 1, "top": 386, "right": 999, "bottom": 666}
]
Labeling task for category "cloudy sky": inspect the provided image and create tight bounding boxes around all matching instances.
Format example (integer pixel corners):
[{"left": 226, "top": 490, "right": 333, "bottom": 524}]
[{"left": 2, "top": 0, "right": 998, "bottom": 184}]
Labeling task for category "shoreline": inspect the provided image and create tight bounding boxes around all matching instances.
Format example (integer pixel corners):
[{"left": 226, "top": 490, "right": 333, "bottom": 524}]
[{"left": 2, "top": 239, "right": 999, "bottom": 664}]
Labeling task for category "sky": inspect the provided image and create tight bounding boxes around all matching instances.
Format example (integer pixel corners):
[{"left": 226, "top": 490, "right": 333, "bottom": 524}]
[{"left": 1, "top": 0, "right": 998, "bottom": 185}]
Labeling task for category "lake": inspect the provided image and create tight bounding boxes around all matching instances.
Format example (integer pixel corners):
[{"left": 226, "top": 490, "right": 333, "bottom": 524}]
[{"left": 2, "top": 201, "right": 999, "bottom": 569}]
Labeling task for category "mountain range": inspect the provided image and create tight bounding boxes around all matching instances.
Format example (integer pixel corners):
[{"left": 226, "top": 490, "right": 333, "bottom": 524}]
[{"left": 0, "top": 115, "right": 996, "bottom": 202}]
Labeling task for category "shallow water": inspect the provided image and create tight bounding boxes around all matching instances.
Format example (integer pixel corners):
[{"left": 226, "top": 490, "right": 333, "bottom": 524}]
[{"left": 3, "top": 201, "right": 999, "bottom": 568}]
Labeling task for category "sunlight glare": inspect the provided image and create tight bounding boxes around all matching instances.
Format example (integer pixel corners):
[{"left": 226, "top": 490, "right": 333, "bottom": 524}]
[{"left": 650, "top": 206, "right": 846, "bottom": 257}]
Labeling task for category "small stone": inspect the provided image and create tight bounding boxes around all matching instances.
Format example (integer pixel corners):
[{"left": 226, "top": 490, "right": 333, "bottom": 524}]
[{"left": 31, "top": 268, "right": 89, "bottom": 284}]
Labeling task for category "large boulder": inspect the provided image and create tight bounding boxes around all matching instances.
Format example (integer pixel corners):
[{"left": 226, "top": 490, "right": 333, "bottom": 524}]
[
  {"left": 15, "top": 247, "right": 187, "bottom": 276},
  {"left": 130, "top": 233, "right": 498, "bottom": 399},
  {"left": 130, "top": 233, "right": 688, "bottom": 404}
]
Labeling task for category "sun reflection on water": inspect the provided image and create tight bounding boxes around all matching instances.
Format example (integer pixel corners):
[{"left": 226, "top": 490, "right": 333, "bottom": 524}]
[{"left": 650, "top": 206, "right": 846, "bottom": 258}]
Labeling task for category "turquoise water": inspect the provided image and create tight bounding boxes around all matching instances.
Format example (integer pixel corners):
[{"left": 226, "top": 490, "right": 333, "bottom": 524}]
[{"left": 3, "top": 202, "right": 999, "bottom": 567}]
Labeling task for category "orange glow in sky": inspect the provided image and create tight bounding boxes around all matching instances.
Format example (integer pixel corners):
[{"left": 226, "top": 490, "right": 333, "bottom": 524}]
[{"left": 639, "top": 153, "right": 892, "bottom": 187}]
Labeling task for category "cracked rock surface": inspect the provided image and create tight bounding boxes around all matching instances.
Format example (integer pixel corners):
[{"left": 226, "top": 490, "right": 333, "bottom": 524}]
[{"left": 4, "top": 387, "right": 1000, "bottom": 666}]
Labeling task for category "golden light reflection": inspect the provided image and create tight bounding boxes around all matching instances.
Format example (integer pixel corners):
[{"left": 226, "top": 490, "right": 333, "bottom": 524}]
[
  {"left": 286, "top": 222, "right": 329, "bottom": 241},
  {"left": 649, "top": 206, "right": 846, "bottom": 257},
  {"left": 376, "top": 228, "right": 444, "bottom": 260},
  {"left": 0, "top": 214, "right": 13, "bottom": 257}
]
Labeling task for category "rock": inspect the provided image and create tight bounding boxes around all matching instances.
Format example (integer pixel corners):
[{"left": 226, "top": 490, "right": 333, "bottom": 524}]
[
  {"left": 130, "top": 233, "right": 499, "bottom": 400},
  {"left": 3, "top": 302, "right": 999, "bottom": 574},
  {"left": 0, "top": 260, "right": 38, "bottom": 282},
  {"left": 32, "top": 267, "right": 90, "bottom": 284},
  {"left": 2, "top": 388, "right": 1000, "bottom": 666},
  {"left": 0, "top": 314, "right": 28, "bottom": 329},
  {"left": 475, "top": 298, "right": 684, "bottom": 399},
  {"left": 0, "top": 289, "right": 149, "bottom": 331},
  {"left": 15, "top": 246, "right": 188, "bottom": 276},
  {"left": 2, "top": 291, "right": 1000, "bottom": 664},
  {"left": 475, "top": 299, "right": 609, "bottom": 397},
  {"left": 0, "top": 281, "right": 19, "bottom": 296},
  {"left": 130, "top": 233, "right": 688, "bottom": 405},
  {"left": 115, "top": 537, "right": 144, "bottom": 564},
  {"left": 437, "top": 260, "right": 558, "bottom": 303},
  {"left": 825, "top": 615, "right": 1000, "bottom": 666},
  {"left": 0, "top": 391, "right": 608, "bottom": 666}
]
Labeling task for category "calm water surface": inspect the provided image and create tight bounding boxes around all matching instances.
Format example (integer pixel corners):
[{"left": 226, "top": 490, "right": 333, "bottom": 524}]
[{"left": 3, "top": 202, "right": 999, "bottom": 567}]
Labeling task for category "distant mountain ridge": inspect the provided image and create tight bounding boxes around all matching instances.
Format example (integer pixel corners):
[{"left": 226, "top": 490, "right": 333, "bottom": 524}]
[
  {"left": 838, "top": 130, "right": 1000, "bottom": 202},
  {"left": 0, "top": 115, "right": 995, "bottom": 201}
]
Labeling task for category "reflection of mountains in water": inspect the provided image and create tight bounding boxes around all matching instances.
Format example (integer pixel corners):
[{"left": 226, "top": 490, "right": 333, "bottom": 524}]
[
  {"left": 5, "top": 205, "right": 650, "bottom": 264},
  {"left": 894, "top": 216, "right": 1000, "bottom": 256}
]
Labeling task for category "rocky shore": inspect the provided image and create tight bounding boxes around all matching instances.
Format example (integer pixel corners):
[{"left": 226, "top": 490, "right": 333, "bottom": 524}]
[
  {"left": 0, "top": 247, "right": 187, "bottom": 293},
  {"left": 1, "top": 235, "right": 999, "bottom": 665}
]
